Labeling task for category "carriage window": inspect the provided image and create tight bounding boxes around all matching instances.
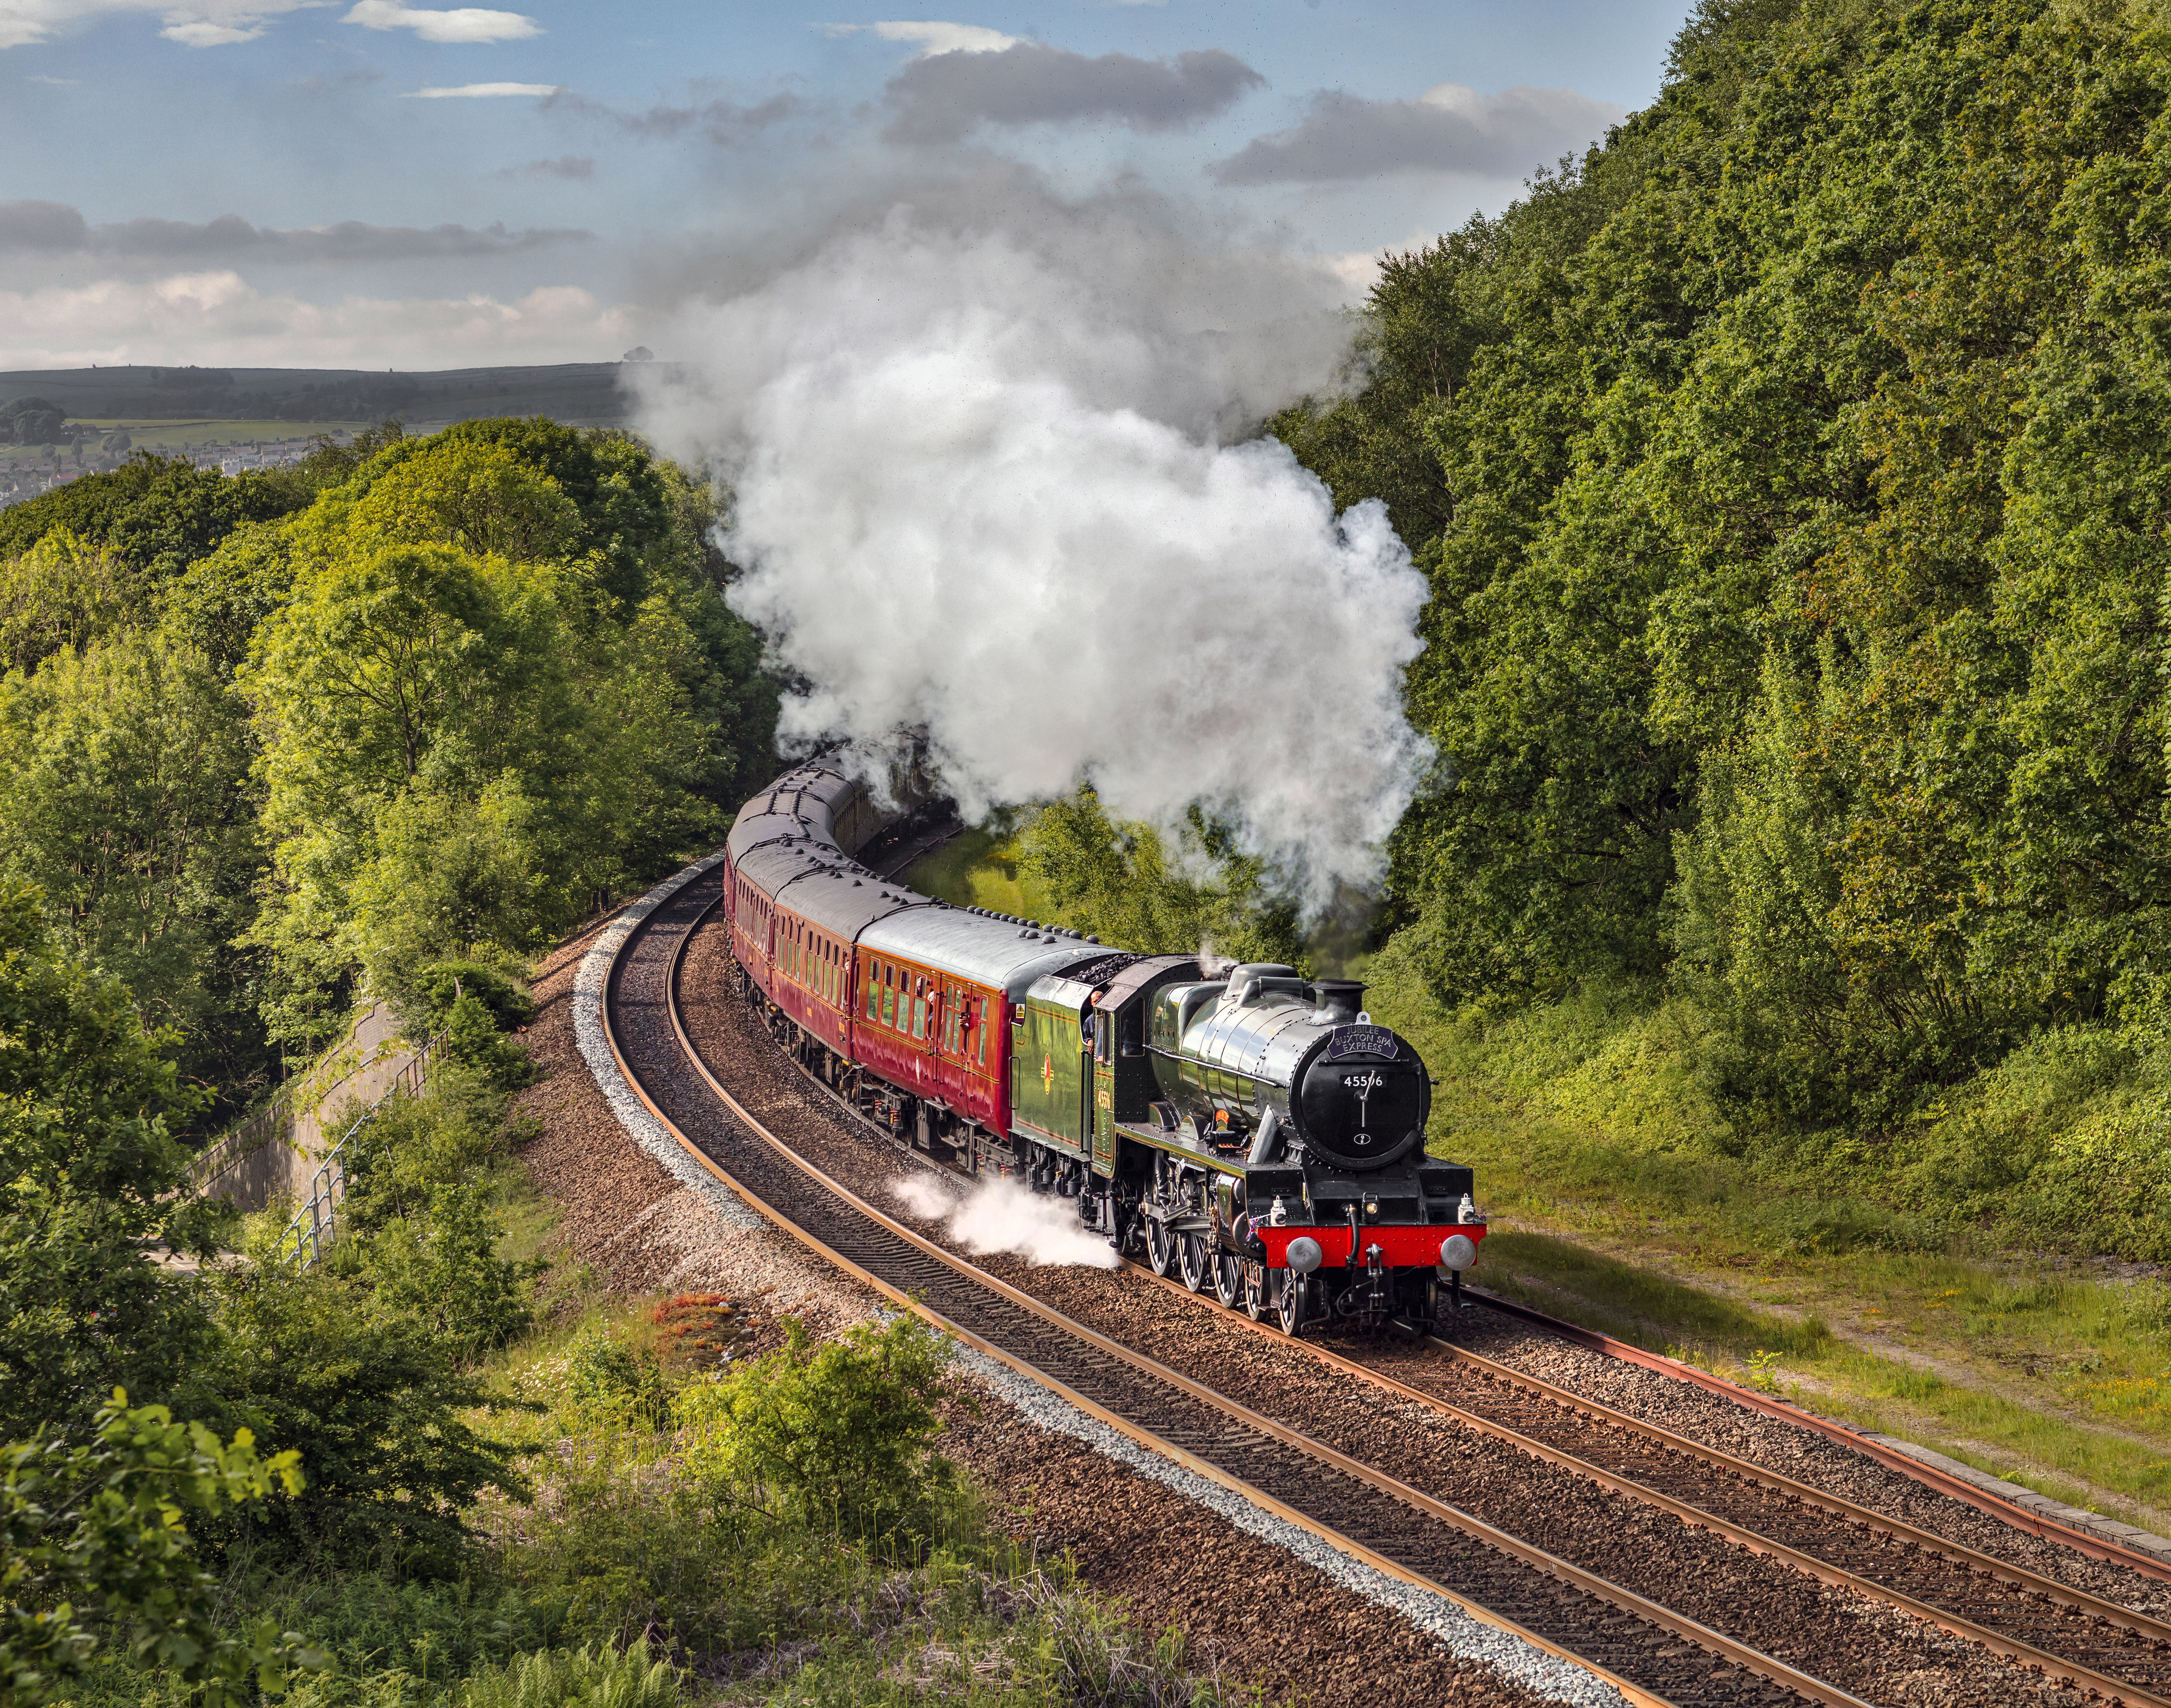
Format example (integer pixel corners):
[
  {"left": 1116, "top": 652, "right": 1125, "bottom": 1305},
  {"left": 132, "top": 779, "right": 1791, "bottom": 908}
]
[
  {"left": 866, "top": 965, "right": 878, "bottom": 1021},
  {"left": 976, "top": 1002, "right": 989, "bottom": 1064}
]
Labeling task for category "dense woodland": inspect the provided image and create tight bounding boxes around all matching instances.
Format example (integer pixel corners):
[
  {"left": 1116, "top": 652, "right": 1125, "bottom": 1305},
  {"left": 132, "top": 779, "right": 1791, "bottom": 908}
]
[
  {"left": 1004, "top": 0, "right": 2171, "bottom": 1263},
  {"left": 0, "top": 420, "right": 779, "bottom": 1128},
  {"left": 0, "top": 423, "right": 1159, "bottom": 1708}
]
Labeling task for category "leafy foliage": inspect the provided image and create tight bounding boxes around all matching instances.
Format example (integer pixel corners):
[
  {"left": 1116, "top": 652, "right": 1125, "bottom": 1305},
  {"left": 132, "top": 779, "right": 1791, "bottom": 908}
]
[
  {"left": 0, "top": 531, "right": 151, "bottom": 677},
  {"left": 458, "top": 1639, "right": 680, "bottom": 1708},
  {"left": 325, "top": 1075, "right": 537, "bottom": 1355},
  {"left": 1273, "top": 0, "right": 2171, "bottom": 1209},
  {"left": 676, "top": 1316, "right": 960, "bottom": 1540},
  {"left": 0, "top": 1392, "right": 320, "bottom": 1708},
  {"left": 205, "top": 1240, "right": 529, "bottom": 1571},
  {"left": 0, "top": 885, "right": 218, "bottom": 1441},
  {"left": 0, "top": 455, "right": 316, "bottom": 581},
  {"left": 1016, "top": 790, "right": 1306, "bottom": 968},
  {"left": 0, "top": 633, "right": 268, "bottom": 1114}
]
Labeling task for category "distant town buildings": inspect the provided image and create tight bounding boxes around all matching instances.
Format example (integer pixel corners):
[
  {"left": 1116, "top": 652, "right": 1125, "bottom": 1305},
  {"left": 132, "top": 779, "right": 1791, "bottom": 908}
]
[{"left": 0, "top": 432, "right": 342, "bottom": 510}]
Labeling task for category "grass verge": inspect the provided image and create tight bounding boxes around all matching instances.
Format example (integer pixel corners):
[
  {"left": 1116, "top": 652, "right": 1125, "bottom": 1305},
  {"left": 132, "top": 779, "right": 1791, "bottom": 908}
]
[{"left": 905, "top": 827, "right": 1053, "bottom": 920}]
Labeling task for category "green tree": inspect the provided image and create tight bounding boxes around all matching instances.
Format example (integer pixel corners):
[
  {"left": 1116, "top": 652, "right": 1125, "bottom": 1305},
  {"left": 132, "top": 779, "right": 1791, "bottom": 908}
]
[
  {"left": 0, "top": 454, "right": 315, "bottom": 580},
  {"left": 0, "top": 633, "right": 267, "bottom": 1112},
  {"left": 203, "top": 1245, "right": 527, "bottom": 1570},
  {"left": 0, "top": 885, "right": 219, "bottom": 1441},
  {"left": 1018, "top": 790, "right": 1305, "bottom": 967},
  {"left": 0, "top": 530, "right": 150, "bottom": 677}
]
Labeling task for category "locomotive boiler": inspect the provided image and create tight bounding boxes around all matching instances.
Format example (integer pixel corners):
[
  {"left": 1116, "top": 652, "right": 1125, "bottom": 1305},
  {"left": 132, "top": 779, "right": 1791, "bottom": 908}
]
[{"left": 722, "top": 761, "right": 1487, "bottom": 1334}]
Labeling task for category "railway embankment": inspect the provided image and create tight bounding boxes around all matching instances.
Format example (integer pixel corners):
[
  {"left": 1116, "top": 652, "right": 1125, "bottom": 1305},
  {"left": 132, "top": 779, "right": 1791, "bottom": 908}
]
[{"left": 509, "top": 866, "right": 1580, "bottom": 1707}]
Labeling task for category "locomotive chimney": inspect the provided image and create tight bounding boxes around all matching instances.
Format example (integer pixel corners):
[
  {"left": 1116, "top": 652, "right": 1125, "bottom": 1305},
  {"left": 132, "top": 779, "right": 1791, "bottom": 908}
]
[{"left": 1313, "top": 980, "right": 1364, "bottom": 1025}]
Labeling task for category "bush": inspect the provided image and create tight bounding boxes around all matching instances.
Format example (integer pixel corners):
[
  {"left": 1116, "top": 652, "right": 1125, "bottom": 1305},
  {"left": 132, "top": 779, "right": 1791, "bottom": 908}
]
[
  {"left": 331, "top": 1079, "right": 536, "bottom": 1357},
  {"left": 560, "top": 1329, "right": 674, "bottom": 1431},
  {"left": 676, "top": 1315, "right": 960, "bottom": 1541},
  {"left": 413, "top": 963, "right": 536, "bottom": 1035},
  {"left": 205, "top": 1244, "right": 529, "bottom": 1572},
  {"left": 437, "top": 994, "right": 539, "bottom": 1095}
]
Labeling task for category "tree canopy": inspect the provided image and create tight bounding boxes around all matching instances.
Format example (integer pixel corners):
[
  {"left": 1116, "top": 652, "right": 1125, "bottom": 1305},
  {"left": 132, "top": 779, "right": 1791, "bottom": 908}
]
[{"left": 1273, "top": 0, "right": 2171, "bottom": 1159}]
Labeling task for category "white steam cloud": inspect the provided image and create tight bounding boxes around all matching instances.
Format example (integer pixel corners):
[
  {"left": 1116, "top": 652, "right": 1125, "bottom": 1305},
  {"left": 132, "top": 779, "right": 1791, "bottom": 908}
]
[
  {"left": 633, "top": 179, "right": 1431, "bottom": 899},
  {"left": 890, "top": 1173, "right": 1118, "bottom": 1268}
]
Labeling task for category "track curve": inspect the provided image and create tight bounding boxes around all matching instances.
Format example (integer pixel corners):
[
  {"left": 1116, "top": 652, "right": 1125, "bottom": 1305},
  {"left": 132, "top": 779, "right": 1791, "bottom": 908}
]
[{"left": 600, "top": 869, "right": 1889, "bottom": 1708}]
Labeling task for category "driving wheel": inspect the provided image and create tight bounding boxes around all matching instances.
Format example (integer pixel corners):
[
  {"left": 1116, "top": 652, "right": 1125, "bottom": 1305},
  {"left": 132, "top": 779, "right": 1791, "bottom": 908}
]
[
  {"left": 1145, "top": 1215, "right": 1177, "bottom": 1278},
  {"left": 1179, "top": 1232, "right": 1210, "bottom": 1293},
  {"left": 1244, "top": 1264, "right": 1272, "bottom": 1322},
  {"left": 1212, "top": 1250, "right": 1242, "bottom": 1309},
  {"left": 1277, "top": 1274, "right": 1309, "bottom": 1335}
]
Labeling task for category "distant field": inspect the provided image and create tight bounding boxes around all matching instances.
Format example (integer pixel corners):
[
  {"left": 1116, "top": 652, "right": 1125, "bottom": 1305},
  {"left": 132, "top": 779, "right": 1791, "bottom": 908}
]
[
  {"left": 58, "top": 419, "right": 370, "bottom": 449},
  {"left": 0, "top": 362, "right": 634, "bottom": 429}
]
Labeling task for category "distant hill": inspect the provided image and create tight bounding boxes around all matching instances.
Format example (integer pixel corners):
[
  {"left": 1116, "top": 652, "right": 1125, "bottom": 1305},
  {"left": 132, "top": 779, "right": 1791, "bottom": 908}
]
[{"left": 0, "top": 362, "right": 638, "bottom": 428}]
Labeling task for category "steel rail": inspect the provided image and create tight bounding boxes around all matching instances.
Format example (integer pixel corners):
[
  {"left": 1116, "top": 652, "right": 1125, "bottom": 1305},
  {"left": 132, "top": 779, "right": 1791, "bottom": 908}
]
[
  {"left": 1465, "top": 1287, "right": 2171, "bottom": 1585},
  {"left": 1114, "top": 1260, "right": 2171, "bottom": 1707},
  {"left": 605, "top": 878, "right": 1869, "bottom": 1708}
]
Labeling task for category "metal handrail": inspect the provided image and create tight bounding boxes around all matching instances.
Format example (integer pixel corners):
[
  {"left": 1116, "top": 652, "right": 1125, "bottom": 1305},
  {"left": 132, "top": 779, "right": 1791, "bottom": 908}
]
[{"left": 274, "top": 1027, "right": 446, "bottom": 1271}]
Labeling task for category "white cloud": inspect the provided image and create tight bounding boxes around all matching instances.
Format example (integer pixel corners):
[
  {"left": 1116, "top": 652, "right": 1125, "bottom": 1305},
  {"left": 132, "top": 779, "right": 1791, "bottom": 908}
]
[
  {"left": 342, "top": 0, "right": 537, "bottom": 42},
  {"left": 0, "top": 269, "right": 633, "bottom": 368},
  {"left": 25, "top": 69, "right": 76, "bottom": 80},
  {"left": 404, "top": 78, "right": 553, "bottom": 96},
  {"left": 161, "top": 15, "right": 257, "bottom": 40},
  {"left": 823, "top": 19, "right": 1017, "bottom": 57},
  {"left": 0, "top": 0, "right": 323, "bottom": 49}
]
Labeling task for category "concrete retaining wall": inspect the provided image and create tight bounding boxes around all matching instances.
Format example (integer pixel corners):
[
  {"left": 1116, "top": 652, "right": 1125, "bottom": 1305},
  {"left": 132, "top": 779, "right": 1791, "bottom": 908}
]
[{"left": 192, "top": 1002, "right": 428, "bottom": 1212}]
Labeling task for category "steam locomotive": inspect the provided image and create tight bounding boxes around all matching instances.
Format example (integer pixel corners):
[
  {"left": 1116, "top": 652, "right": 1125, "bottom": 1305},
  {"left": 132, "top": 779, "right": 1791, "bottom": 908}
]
[{"left": 719, "top": 762, "right": 1487, "bottom": 1334}]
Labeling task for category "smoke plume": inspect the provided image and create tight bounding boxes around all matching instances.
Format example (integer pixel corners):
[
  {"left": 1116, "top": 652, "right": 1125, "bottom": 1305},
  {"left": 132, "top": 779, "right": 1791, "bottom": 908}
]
[
  {"left": 890, "top": 1172, "right": 1118, "bottom": 1269},
  {"left": 632, "top": 172, "right": 1431, "bottom": 900}
]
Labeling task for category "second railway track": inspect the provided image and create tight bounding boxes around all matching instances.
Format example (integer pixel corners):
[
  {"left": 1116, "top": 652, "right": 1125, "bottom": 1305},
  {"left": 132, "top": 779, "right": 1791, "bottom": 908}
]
[{"left": 603, "top": 863, "right": 2170, "bottom": 1708}]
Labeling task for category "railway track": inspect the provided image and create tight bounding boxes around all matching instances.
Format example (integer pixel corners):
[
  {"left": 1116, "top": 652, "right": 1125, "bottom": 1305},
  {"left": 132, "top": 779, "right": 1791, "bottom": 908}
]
[
  {"left": 604, "top": 873, "right": 1865, "bottom": 1708},
  {"left": 1117, "top": 1267, "right": 2171, "bottom": 1705}
]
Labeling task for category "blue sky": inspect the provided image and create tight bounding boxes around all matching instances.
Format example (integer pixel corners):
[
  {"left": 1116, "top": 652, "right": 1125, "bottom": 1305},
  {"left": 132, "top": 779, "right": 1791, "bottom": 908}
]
[{"left": 0, "top": 0, "right": 1695, "bottom": 369}]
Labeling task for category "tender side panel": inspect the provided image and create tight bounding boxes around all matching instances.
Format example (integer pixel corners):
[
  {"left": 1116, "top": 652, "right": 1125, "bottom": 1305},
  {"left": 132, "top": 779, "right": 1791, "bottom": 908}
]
[{"left": 1011, "top": 983, "right": 1090, "bottom": 1154}]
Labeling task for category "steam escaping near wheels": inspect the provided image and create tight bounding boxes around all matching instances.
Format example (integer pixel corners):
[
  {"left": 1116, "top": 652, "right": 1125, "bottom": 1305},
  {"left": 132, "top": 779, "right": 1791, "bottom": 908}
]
[
  {"left": 891, "top": 1172, "right": 1120, "bottom": 1269},
  {"left": 630, "top": 174, "right": 1431, "bottom": 909}
]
